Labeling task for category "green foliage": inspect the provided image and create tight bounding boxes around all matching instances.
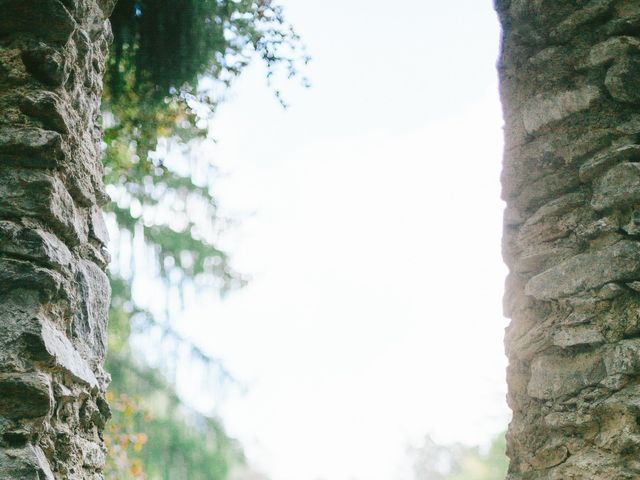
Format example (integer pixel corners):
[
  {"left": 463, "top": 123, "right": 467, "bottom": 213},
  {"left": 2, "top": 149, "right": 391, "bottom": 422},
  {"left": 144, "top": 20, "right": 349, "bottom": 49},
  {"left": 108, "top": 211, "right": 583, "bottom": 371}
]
[
  {"left": 102, "top": 0, "right": 308, "bottom": 295},
  {"left": 407, "top": 433, "right": 508, "bottom": 480},
  {"left": 101, "top": 0, "right": 307, "bottom": 478},
  {"left": 109, "top": 0, "right": 308, "bottom": 102},
  {"left": 105, "top": 351, "right": 243, "bottom": 480}
]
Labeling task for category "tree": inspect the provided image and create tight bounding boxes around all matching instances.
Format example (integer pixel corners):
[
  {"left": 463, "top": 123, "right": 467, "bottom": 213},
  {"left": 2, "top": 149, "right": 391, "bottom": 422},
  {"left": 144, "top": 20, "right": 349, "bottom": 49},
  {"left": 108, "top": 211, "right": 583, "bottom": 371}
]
[
  {"left": 0, "top": 0, "right": 115, "bottom": 478},
  {"left": 100, "top": 1, "right": 307, "bottom": 478},
  {"left": 497, "top": 1, "right": 640, "bottom": 478}
]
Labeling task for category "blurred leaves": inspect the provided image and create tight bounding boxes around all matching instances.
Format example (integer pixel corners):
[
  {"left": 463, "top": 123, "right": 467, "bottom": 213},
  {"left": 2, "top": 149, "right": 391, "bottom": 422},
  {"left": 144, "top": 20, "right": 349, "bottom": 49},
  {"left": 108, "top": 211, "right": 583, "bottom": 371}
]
[
  {"left": 102, "top": 0, "right": 307, "bottom": 478},
  {"left": 406, "top": 433, "right": 508, "bottom": 480}
]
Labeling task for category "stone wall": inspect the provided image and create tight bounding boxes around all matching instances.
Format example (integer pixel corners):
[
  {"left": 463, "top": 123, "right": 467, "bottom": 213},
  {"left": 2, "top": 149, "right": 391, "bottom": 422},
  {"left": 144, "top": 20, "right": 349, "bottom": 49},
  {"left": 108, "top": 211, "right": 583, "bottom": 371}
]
[
  {"left": 0, "top": 1, "right": 114, "bottom": 478},
  {"left": 497, "top": 1, "right": 640, "bottom": 478}
]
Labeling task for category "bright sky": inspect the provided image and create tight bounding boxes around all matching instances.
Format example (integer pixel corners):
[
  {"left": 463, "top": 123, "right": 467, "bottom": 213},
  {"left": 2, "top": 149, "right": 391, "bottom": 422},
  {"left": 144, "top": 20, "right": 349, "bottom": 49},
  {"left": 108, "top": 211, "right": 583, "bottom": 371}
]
[{"left": 135, "top": 1, "right": 508, "bottom": 479}]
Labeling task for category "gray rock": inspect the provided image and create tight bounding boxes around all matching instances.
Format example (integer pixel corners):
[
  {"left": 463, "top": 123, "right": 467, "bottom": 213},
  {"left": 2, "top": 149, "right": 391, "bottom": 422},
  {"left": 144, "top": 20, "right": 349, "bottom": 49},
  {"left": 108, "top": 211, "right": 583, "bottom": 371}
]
[
  {"left": 592, "top": 162, "right": 640, "bottom": 210},
  {"left": 603, "top": 340, "right": 640, "bottom": 376},
  {"left": 21, "top": 44, "right": 68, "bottom": 86},
  {"left": 552, "top": 324, "right": 605, "bottom": 348},
  {"left": 23, "top": 320, "right": 98, "bottom": 387},
  {"left": 0, "top": 258, "right": 65, "bottom": 301},
  {"left": 77, "top": 438, "right": 105, "bottom": 469},
  {"left": 19, "top": 91, "right": 77, "bottom": 134},
  {"left": 605, "top": 55, "right": 640, "bottom": 104},
  {"left": 73, "top": 260, "right": 110, "bottom": 364},
  {"left": 0, "top": 127, "right": 64, "bottom": 168},
  {"left": 0, "top": 221, "right": 73, "bottom": 270},
  {"left": 526, "top": 241, "right": 640, "bottom": 300},
  {"left": 549, "top": 0, "right": 614, "bottom": 43},
  {"left": 521, "top": 85, "right": 601, "bottom": 135},
  {"left": 579, "top": 144, "right": 640, "bottom": 182},
  {"left": 0, "top": 169, "right": 88, "bottom": 244},
  {"left": 89, "top": 206, "right": 109, "bottom": 245},
  {"left": 584, "top": 36, "right": 640, "bottom": 68},
  {"left": 0, "top": 0, "right": 76, "bottom": 42},
  {"left": 0, "top": 0, "right": 112, "bottom": 476},
  {"left": 0, "top": 373, "right": 52, "bottom": 419},
  {"left": 528, "top": 350, "right": 606, "bottom": 399}
]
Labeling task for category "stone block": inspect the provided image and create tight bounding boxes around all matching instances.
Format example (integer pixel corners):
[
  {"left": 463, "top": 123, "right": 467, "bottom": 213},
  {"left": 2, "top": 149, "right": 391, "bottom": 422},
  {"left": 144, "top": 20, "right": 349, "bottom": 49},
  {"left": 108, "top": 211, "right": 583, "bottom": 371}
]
[
  {"left": 0, "top": 258, "right": 66, "bottom": 301},
  {"left": 0, "top": 445, "right": 54, "bottom": 480},
  {"left": 19, "top": 91, "right": 76, "bottom": 134},
  {"left": 76, "top": 438, "right": 105, "bottom": 469},
  {"left": 526, "top": 241, "right": 640, "bottom": 300},
  {"left": 592, "top": 162, "right": 640, "bottom": 210},
  {"left": 21, "top": 44, "right": 69, "bottom": 86},
  {"left": 73, "top": 260, "right": 110, "bottom": 363},
  {"left": 580, "top": 144, "right": 640, "bottom": 182},
  {"left": 0, "top": 221, "right": 73, "bottom": 270},
  {"left": 0, "top": 0, "right": 76, "bottom": 42},
  {"left": 605, "top": 55, "right": 640, "bottom": 104},
  {"left": 0, "top": 373, "right": 52, "bottom": 419},
  {"left": 89, "top": 206, "right": 109, "bottom": 245},
  {"left": 528, "top": 350, "right": 606, "bottom": 399},
  {"left": 0, "top": 127, "right": 64, "bottom": 168},
  {"left": 0, "top": 168, "right": 87, "bottom": 244}
]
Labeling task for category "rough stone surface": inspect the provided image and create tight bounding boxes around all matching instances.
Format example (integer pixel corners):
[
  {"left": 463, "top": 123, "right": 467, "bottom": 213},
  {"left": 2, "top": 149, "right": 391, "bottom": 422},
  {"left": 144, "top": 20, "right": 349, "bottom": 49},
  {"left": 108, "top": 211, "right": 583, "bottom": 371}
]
[
  {"left": 605, "top": 55, "right": 640, "bottom": 104},
  {"left": 0, "top": 1, "right": 112, "bottom": 478},
  {"left": 497, "top": 1, "right": 640, "bottom": 478},
  {"left": 522, "top": 85, "right": 602, "bottom": 135},
  {"left": 525, "top": 240, "right": 640, "bottom": 299}
]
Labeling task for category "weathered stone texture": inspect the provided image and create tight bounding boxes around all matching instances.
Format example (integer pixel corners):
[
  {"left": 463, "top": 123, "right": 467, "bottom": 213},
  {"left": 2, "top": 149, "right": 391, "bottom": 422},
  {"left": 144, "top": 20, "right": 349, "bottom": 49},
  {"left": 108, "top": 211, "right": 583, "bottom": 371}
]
[
  {"left": 498, "top": 0, "right": 640, "bottom": 478},
  {"left": 0, "top": 1, "right": 113, "bottom": 478}
]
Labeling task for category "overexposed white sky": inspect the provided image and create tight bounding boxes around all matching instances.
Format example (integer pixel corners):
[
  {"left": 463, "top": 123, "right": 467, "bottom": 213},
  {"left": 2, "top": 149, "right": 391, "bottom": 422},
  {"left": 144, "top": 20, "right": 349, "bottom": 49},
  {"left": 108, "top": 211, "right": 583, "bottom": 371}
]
[{"left": 134, "top": 1, "right": 508, "bottom": 479}]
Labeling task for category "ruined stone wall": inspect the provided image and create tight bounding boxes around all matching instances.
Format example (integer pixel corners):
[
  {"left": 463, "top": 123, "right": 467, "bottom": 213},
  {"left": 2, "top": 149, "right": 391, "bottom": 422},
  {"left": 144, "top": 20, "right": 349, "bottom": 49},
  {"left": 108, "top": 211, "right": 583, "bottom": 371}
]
[
  {"left": 497, "top": 0, "right": 640, "bottom": 478},
  {"left": 0, "top": 1, "right": 114, "bottom": 478}
]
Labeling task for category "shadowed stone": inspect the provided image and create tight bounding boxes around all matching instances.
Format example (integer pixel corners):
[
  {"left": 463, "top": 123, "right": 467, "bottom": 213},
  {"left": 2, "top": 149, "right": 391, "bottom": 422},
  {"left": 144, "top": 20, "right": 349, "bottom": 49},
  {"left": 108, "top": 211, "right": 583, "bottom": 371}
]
[
  {"left": 499, "top": 1, "right": 640, "bottom": 477},
  {"left": 21, "top": 45, "right": 68, "bottom": 86},
  {"left": 0, "top": 0, "right": 76, "bottom": 42},
  {"left": 552, "top": 324, "right": 605, "bottom": 348},
  {"left": 89, "top": 206, "right": 109, "bottom": 245},
  {"left": 0, "top": 373, "right": 52, "bottom": 419},
  {"left": 0, "top": 168, "right": 87, "bottom": 244},
  {"left": 0, "top": 221, "right": 73, "bottom": 270},
  {"left": 585, "top": 36, "right": 640, "bottom": 67},
  {"left": 605, "top": 55, "right": 640, "bottom": 104},
  {"left": 19, "top": 92, "right": 76, "bottom": 134},
  {"left": 549, "top": 0, "right": 615, "bottom": 43},
  {"left": 0, "top": 127, "right": 64, "bottom": 168},
  {"left": 0, "top": 258, "right": 65, "bottom": 300},
  {"left": 0, "top": 0, "right": 112, "bottom": 476},
  {"left": 580, "top": 144, "right": 640, "bottom": 182}
]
